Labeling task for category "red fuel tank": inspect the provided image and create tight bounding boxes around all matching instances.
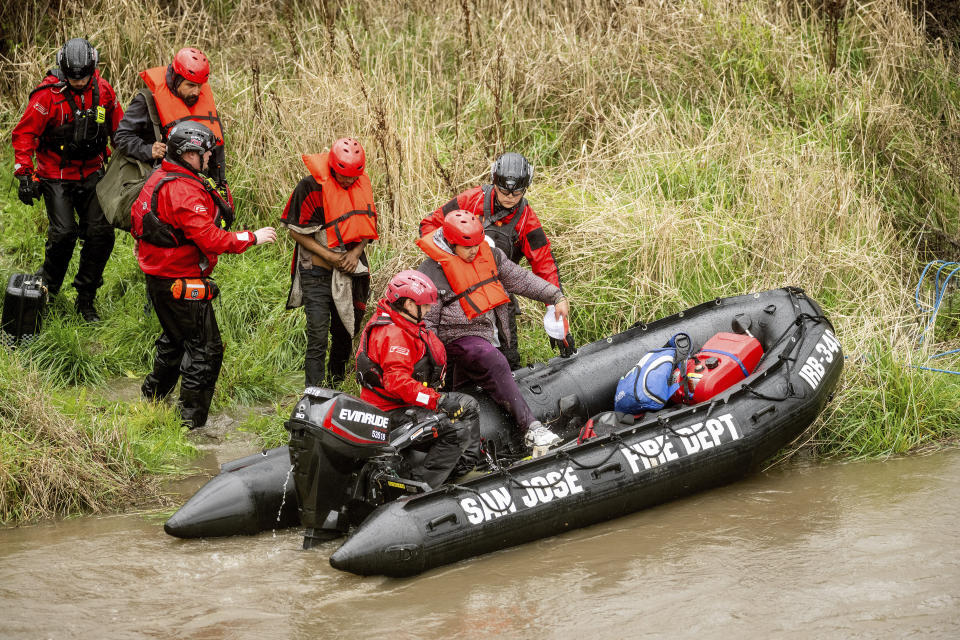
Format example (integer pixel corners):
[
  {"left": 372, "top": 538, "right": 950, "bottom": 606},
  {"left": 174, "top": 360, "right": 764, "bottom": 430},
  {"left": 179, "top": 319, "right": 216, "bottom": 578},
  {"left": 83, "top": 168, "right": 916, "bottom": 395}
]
[{"left": 673, "top": 332, "right": 763, "bottom": 404}]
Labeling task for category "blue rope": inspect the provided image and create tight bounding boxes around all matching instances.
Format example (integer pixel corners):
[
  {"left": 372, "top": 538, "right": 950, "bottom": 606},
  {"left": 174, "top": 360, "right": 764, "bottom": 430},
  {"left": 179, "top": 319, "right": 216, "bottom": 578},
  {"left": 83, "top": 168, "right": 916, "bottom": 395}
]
[
  {"left": 913, "top": 260, "right": 960, "bottom": 375},
  {"left": 913, "top": 365, "right": 960, "bottom": 375},
  {"left": 927, "top": 348, "right": 960, "bottom": 360}
]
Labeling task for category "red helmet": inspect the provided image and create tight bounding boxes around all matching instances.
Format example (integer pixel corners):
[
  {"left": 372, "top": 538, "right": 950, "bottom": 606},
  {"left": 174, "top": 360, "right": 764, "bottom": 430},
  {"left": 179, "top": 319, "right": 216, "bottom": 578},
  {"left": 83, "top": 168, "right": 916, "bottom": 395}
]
[
  {"left": 329, "top": 138, "right": 366, "bottom": 177},
  {"left": 385, "top": 270, "right": 437, "bottom": 305},
  {"left": 172, "top": 47, "right": 210, "bottom": 84},
  {"left": 442, "top": 210, "right": 484, "bottom": 247}
]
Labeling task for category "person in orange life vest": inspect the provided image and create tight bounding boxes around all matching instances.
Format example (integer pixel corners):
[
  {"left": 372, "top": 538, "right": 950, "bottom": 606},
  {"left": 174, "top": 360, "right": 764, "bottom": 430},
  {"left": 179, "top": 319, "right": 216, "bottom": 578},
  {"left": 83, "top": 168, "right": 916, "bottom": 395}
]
[
  {"left": 356, "top": 270, "right": 481, "bottom": 488},
  {"left": 114, "top": 47, "right": 228, "bottom": 186},
  {"left": 280, "top": 138, "right": 378, "bottom": 388},
  {"left": 11, "top": 38, "right": 124, "bottom": 321},
  {"left": 420, "top": 152, "right": 574, "bottom": 368},
  {"left": 416, "top": 210, "right": 569, "bottom": 451},
  {"left": 132, "top": 121, "right": 276, "bottom": 429}
]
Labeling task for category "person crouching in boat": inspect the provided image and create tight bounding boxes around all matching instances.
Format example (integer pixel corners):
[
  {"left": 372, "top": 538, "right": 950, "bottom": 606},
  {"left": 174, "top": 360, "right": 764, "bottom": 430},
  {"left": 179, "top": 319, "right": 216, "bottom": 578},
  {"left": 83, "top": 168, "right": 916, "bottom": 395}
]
[
  {"left": 355, "top": 270, "right": 481, "bottom": 488},
  {"left": 416, "top": 210, "right": 570, "bottom": 452}
]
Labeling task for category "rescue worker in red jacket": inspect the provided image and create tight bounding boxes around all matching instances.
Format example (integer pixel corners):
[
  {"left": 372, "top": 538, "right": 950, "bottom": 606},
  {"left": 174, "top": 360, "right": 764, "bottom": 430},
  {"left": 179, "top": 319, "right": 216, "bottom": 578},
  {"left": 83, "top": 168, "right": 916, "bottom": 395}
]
[
  {"left": 417, "top": 210, "right": 570, "bottom": 452},
  {"left": 356, "top": 270, "right": 481, "bottom": 487},
  {"left": 280, "top": 138, "right": 378, "bottom": 388},
  {"left": 114, "top": 47, "right": 227, "bottom": 186},
  {"left": 420, "top": 152, "right": 574, "bottom": 367},
  {"left": 131, "top": 121, "right": 276, "bottom": 429},
  {"left": 11, "top": 38, "right": 123, "bottom": 321}
]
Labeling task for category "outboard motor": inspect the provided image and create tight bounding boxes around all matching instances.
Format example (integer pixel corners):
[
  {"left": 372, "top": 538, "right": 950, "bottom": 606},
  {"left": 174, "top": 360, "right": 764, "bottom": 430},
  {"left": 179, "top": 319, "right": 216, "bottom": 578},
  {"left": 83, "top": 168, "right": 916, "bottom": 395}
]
[{"left": 286, "top": 388, "right": 395, "bottom": 548}]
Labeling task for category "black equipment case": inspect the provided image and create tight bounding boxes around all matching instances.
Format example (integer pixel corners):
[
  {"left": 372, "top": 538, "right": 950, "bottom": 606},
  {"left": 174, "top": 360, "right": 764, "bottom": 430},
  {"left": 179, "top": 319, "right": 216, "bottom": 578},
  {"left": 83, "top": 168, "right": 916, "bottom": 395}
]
[{"left": 1, "top": 273, "right": 47, "bottom": 347}]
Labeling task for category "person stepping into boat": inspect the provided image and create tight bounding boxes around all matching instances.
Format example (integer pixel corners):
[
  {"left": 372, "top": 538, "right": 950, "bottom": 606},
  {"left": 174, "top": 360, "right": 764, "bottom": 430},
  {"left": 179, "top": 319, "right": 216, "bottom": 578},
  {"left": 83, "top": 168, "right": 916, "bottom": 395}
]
[
  {"left": 12, "top": 38, "right": 123, "bottom": 322},
  {"left": 417, "top": 210, "right": 568, "bottom": 452},
  {"left": 419, "top": 152, "right": 574, "bottom": 368},
  {"left": 279, "top": 138, "right": 378, "bottom": 388},
  {"left": 355, "top": 270, "right": 481, "bottom": 488}
]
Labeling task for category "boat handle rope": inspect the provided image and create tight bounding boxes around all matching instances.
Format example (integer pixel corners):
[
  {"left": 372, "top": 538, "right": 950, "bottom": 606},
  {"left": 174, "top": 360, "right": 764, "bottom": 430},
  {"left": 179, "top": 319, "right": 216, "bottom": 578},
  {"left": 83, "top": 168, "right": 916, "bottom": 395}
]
[{"left": 744, "top": 314, "right": 827, "bottom": 402}]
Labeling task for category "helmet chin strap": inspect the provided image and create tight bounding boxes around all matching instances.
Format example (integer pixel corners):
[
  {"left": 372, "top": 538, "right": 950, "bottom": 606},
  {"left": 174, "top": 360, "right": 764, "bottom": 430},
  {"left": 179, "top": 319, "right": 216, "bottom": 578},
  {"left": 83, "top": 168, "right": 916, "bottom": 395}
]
[
  {"left": 169, "top": 152, "right": 211, "bottom": 178},
  {"left": 395, "top": 299, "right": 422, "bottom": 323},
  {"left": 170, "top": 155, "right": 200, "bottom": 175}
]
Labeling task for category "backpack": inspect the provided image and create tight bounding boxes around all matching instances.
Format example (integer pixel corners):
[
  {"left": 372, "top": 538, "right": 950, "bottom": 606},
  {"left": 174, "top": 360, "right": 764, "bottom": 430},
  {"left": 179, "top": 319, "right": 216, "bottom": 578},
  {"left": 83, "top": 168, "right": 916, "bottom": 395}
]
[
  {"left": 614, "top": 332, "right": 693, "bottom": 414},
  {"left": 97, "top": 88, "right": 161, "bottom": 230}
]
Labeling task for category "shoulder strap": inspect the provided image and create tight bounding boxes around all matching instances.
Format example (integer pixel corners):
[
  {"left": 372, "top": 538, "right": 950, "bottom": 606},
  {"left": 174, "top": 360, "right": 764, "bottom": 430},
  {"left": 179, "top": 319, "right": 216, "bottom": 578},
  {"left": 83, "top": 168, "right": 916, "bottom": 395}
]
[
  {"left": 57, "top": 79, "right": 100, "bottom": 114},
  {"left": 485, "top": 204, "right": 525, "bottom": 238},
  {"left": 145, "top": 171, "right": 208, "bottom": 246},
  {"left": 28, "top": 73, "right": 64, "bottom": 100},
  {"left": 149, "top": 175, "right": 181, "bottom": 218},
  {"left": 447, "top": 275, "right": 502, "bottom": 316},
  {"left": 149, "top": 170, "right": 211, "bottom": 213},
  {"left": 669, "top": 332, "right": 694, "bottom": 402},
  {"left": 357, "top": 314, "right": 406, "bottom": 403},
  {"left": 139, "top": 88, "right": 163, "bottom": 142}
]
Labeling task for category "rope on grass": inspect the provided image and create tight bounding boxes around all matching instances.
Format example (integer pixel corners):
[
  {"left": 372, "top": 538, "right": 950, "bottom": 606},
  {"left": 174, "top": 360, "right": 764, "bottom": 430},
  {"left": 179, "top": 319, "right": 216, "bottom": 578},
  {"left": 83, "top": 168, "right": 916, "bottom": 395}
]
[{"left": 913, "top": 260, "right": 960, "bottom": 376}]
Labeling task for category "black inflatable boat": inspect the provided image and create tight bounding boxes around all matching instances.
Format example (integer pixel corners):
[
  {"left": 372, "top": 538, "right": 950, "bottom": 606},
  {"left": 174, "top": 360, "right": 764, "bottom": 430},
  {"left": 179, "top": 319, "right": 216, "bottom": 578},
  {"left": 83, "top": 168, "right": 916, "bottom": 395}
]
[
  {"left": 325, "top": 287, "right": 841, "bottom": 575},
  {"left": 166, "top": 288, "right": 841, "bottom": 577},
  {"left": 163, "top": 446, "right": 300, "bottom": 538}
]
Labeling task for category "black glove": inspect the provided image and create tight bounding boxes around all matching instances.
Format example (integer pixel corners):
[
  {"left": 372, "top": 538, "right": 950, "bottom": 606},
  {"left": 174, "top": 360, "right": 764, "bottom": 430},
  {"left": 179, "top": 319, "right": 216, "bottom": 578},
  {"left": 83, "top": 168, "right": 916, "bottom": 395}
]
[
  {"left": 550, "top": 332, "right": 577, "bottom": 357},
  {"left": 438, "top": 392, "right": 467, "bottom": 420},
  {"left": 17, "top": 174, "right": 40, "bottom": 206}
]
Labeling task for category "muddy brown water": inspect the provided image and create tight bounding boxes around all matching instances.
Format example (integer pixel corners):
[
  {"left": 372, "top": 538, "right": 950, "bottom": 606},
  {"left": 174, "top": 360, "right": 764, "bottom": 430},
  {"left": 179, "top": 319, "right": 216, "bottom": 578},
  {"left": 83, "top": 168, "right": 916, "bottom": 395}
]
[{"left": 2, "top": 448, "right": 959, "bottom": 639}]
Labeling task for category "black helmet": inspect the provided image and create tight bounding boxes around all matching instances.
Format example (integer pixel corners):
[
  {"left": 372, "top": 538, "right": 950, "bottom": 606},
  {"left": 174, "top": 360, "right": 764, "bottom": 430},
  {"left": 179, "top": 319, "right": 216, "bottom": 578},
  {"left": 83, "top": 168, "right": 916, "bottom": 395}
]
[
  {"left": 166, "top": 121, "right": 217, "bottom": 161},
  {"left": 490, "top": 152, "right": 534, "bottom": 192},
  {"left": 57, "top": 38, "right": 98, "bottom": 80}
]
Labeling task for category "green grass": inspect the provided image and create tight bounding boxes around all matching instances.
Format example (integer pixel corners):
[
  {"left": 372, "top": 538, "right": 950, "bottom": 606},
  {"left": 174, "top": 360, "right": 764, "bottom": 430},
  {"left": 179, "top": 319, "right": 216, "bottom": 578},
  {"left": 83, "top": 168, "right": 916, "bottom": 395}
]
[
  {"left": 815, "top": 350, "right": 960, "bottom": 458},
  {"left": 0, "top": 350, "right": 198, "bottom": 524}
]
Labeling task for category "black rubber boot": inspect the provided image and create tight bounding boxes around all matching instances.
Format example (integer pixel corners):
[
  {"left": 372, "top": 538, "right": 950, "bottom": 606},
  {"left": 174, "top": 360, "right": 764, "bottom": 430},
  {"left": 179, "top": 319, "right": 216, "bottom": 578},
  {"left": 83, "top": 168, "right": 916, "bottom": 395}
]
[
  {"left": 178, "top": 387, "right": 214, "bottom": 430},
  {"left": 75, "top": 294, "right": 101, "bottom": 323}
]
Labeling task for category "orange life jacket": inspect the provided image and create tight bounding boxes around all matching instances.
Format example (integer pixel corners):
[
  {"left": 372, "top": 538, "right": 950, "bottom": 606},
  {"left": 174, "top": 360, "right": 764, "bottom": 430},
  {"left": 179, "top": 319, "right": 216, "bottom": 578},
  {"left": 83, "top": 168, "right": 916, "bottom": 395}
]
[
  {"left": 139, "top": 67, "right": 224, "bottom": 143},
  {"left": 416, "top": 233, "right": 510, "bottom": 319},
  {"left": 302, "top": 152, "right": 379, "bottom": 248}
]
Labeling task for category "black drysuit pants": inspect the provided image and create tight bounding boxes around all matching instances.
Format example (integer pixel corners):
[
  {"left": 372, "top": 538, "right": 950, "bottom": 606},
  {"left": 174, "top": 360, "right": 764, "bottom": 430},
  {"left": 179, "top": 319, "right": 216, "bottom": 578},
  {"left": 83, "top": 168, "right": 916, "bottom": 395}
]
[
  {"left": 38, "top": 172, "right": 115, "bottom": 298},
  {"left": 141, "top": 275, "right": 224, "bottom": 429},
  {"left": 389, "top": 396, "right": 481, "bottom": 489}
]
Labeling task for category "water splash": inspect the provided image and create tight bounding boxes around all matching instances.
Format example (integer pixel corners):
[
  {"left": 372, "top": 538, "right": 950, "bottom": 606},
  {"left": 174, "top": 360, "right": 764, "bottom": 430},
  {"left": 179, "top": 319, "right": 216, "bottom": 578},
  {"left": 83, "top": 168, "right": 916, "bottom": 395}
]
[{"left": 273, "top": 463, "right": 294, "bottom": 538}]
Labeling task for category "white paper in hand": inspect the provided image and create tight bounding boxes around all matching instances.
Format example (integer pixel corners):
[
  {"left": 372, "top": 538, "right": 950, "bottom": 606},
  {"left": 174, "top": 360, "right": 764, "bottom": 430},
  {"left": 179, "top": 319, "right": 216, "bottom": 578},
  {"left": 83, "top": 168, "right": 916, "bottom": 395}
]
[{"left": 542, "top": 305, "right": 569, "bottom": 340}]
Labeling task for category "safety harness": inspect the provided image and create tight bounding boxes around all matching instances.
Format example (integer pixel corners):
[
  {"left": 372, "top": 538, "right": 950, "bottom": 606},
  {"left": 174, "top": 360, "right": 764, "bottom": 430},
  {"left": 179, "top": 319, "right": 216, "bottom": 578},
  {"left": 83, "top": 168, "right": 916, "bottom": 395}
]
[
  {"left": 33, "top": 72, "right": 112, "bottom": 164},
  {"left": 356, "top": 309, "right": 445, "bottom": 405},
  {"left": 137, "top": 169, "right": 234, "bottom": 248}
]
